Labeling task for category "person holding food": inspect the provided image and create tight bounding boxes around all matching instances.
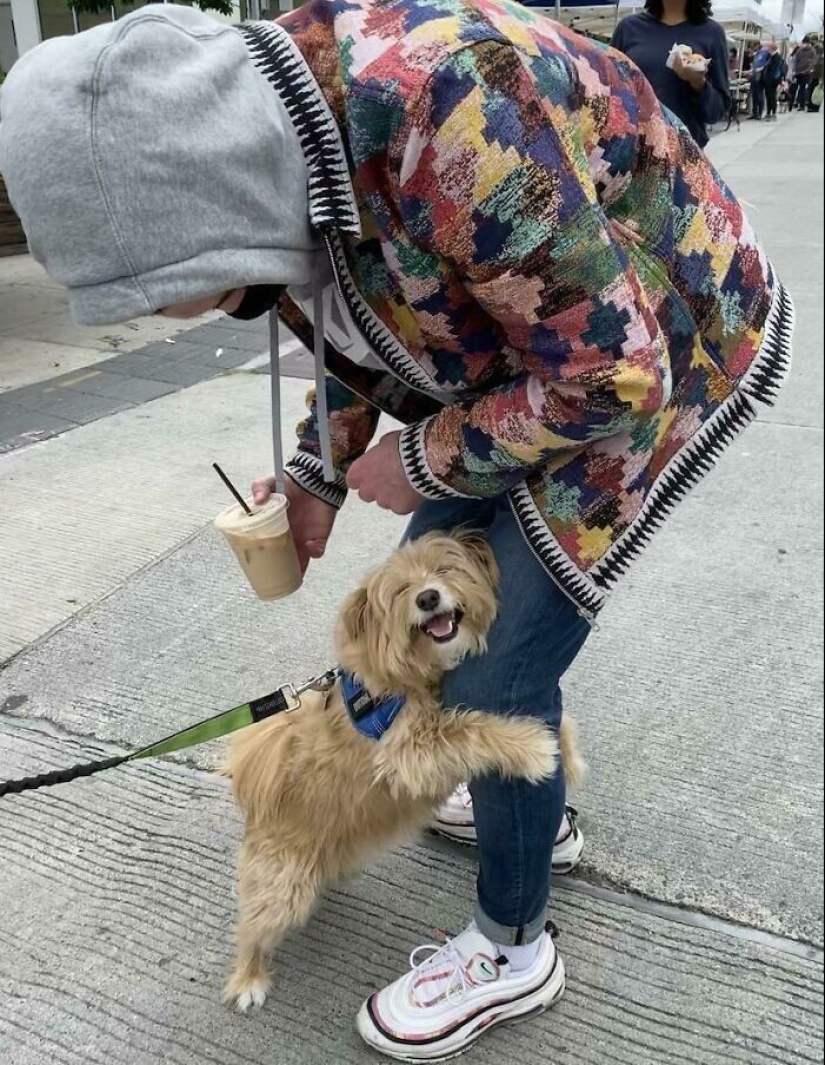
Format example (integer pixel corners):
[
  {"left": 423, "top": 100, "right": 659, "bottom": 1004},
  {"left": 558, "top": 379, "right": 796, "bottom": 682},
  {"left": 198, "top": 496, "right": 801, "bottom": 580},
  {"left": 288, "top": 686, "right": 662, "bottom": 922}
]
[
  {"left": 612, "top": 0, "right": 731, "bottom": 148},
  {"left": 749, "top": 42, "right": 772, "bottom": 120},
  {"left": 762, "top": 44, "right": 786, "bottom": 122}
]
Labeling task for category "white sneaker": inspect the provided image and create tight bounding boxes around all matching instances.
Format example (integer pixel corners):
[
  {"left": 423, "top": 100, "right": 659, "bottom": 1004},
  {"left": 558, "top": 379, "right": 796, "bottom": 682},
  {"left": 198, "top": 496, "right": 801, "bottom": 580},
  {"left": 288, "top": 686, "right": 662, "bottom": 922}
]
[
  {"left": 433, "top": 786, "right": 585, "bottom": 874},
  {"left": 356, "top": 922, "right": 565, "bottom": 1061},
  {"left": 551, "top": 805, "right": 585, "bottom": 875}
]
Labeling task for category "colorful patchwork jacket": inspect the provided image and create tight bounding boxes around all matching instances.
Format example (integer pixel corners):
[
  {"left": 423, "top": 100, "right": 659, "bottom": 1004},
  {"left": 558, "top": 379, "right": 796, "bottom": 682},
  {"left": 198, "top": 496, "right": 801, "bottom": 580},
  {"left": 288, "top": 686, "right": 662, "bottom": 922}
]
[{"left": 239, "top": 0, "right": 793, "bottom": 618}]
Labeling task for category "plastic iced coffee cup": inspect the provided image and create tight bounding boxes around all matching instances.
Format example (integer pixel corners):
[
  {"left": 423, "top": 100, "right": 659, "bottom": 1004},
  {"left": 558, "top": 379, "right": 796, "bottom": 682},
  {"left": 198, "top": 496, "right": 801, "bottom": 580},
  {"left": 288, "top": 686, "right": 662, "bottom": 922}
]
[{"left": 214, "top": 495, "right": 302, "bottom": 601}]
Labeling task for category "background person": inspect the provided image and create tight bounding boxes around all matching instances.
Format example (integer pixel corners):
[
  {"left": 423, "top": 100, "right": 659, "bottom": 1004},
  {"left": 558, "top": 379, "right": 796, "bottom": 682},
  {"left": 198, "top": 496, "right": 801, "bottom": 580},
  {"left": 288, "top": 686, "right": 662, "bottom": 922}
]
[
  {"left": 611, "top": 0, "right": 731, "bottom": 147},
  {"left": 786, "top": 45, "right": 800, "bottom": 110},
  {"left": 763, "top": 44, "right": 786, "bottom": 121},
  {"left": 749, "top": 40, "right": 772, "bottom": 120},
  {"left": 807, "top": 38, "right": 824, "bottom": 112},
  {"left": 793, "top": 35, "right": 817, "bottom": 111}
]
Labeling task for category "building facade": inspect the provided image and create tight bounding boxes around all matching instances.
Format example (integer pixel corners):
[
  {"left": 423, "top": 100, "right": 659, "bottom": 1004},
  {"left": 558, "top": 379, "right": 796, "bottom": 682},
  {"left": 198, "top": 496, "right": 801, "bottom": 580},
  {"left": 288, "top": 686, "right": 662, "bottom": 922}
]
[{"left": 0, "top": 0, "right": 294, "bottom": 75}]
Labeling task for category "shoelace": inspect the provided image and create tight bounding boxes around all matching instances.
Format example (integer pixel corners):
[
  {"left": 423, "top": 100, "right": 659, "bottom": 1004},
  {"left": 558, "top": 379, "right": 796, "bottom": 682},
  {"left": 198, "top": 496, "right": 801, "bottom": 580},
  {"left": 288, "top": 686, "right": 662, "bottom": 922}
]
[
  {"left": 408, "top": 936, "right": 500, "bottom": 1008},
  {"left": 453, "top": 782, "right": 472, "bottom": 809}
]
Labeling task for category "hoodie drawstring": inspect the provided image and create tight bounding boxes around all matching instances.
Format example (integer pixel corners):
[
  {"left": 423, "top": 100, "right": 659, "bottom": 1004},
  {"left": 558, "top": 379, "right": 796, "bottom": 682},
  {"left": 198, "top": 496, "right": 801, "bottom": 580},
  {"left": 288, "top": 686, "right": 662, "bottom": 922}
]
[
  {"left": 313, "top": 271, "right": 336, "bottom": 485},
  {"left": 267, "top": 268, "right": 335, "bottom": 498},
  {"left": 268, "top": 308, "right": 285, "bottom": 496}
]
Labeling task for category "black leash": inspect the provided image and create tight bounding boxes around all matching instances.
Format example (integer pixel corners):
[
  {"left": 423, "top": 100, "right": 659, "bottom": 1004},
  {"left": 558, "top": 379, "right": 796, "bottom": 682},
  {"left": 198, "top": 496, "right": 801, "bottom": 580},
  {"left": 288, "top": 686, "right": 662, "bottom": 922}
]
[{"left": 0, "top": 668, "right": 340, "bottom": 799}]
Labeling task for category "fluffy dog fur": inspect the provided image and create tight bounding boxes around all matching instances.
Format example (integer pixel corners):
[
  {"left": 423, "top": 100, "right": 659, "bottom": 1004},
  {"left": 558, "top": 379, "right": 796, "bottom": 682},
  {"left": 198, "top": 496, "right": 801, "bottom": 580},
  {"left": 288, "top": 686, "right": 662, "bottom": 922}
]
[{"left": 224, "top": 532, "right": 582, "bottom": 1011}]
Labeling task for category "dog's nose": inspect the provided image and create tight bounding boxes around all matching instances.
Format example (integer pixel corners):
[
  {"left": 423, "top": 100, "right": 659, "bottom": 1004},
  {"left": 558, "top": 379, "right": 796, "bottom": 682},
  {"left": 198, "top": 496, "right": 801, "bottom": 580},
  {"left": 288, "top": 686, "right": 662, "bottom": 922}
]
[{"left": 415, "top": 589, "right": 441, "bottom": 613}]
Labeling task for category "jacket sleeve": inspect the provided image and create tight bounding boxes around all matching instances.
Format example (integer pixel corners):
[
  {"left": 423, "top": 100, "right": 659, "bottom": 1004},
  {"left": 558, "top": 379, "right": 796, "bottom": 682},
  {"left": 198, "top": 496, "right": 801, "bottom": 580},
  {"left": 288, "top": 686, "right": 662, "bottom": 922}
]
[
  {"left": 286, "top": 376, "right": 381, "bottom": 508},
  {"left": 392, "top": 42, "right": 670, "bottom": 500},
  {"left": 697, "top": 25, "right": 732, "bottom": 127}
]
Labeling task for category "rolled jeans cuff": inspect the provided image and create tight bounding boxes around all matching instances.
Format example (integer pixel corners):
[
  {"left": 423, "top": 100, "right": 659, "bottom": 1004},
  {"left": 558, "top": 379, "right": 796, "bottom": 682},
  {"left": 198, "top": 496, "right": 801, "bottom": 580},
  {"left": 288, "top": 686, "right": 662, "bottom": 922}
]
[{"left": 473, "top": 901, "right": 547, "bottom": 947}]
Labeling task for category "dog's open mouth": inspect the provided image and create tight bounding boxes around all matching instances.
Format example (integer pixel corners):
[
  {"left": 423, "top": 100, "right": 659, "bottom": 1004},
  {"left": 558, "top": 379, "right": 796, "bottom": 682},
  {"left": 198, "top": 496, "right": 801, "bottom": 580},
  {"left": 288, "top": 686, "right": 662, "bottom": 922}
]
[{"left": 419, "top": 609, "right": 464, "bottom": 643}]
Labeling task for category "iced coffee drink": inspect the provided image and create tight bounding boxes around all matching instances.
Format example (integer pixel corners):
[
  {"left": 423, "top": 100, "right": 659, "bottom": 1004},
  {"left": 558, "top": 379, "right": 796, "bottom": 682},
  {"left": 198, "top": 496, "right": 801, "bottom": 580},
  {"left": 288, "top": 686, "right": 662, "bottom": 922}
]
[{"left": 214, "top": 496, "right": 302, "bottom": 601}]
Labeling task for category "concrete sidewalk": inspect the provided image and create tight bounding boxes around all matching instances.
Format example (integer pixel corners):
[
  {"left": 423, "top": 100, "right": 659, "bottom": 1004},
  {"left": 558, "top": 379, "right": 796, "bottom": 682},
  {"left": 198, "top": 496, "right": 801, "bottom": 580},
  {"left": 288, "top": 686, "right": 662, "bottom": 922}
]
[
  {"left": 0, "top": 255, "right": 220, "bottom": 395},
  {"left": 1, "top": 113, "right": 823, "bottom": 1065}
]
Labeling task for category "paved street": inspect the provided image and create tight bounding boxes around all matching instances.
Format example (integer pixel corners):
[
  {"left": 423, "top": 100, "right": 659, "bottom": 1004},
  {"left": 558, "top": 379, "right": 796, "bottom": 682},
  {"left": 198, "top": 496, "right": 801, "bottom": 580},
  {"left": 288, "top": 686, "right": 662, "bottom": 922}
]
[{"left": 1, "top": 113, "right": 823, "bottom": 1065}]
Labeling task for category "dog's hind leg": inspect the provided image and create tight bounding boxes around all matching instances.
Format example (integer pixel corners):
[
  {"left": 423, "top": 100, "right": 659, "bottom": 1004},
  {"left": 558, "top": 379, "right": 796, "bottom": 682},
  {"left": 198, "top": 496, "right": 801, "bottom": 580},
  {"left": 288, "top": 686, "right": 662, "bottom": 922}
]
[{"left": 224, "top": 845, "right": 321, "bottom": 1012}]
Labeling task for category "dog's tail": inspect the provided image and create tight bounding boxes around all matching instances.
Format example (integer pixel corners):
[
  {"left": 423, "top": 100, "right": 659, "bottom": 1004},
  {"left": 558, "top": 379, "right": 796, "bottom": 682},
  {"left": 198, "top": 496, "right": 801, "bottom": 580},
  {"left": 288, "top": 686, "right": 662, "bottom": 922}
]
[{"left": 559, "top": 718, "right": 586, "bottom": 792}]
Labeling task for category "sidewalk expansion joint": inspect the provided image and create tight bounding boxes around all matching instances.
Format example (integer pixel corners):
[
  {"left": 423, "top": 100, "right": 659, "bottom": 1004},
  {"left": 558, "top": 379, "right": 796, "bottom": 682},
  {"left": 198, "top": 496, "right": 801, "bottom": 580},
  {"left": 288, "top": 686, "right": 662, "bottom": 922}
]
[
  {"left": 422, "top": 832, "right": 824, "bottom": 962},
  {"left": 554, "top": 877, "right": 824, "bottom": 962},
  {"left": 3, "top": 707, "right": 821, "bottom": 965},
  {"left": 0, "top": 523, "right": 209, "bottom": 673}
]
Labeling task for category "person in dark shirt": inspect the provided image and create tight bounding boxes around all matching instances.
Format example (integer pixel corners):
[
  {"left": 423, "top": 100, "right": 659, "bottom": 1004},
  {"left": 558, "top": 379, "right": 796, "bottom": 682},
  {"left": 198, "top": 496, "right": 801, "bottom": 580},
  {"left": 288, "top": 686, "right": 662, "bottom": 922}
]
[
  {"left": 810, "top": 41, "right": 825, "bottom": 112},
  {"left": 793, "top": 37, "right": 818, "bottom": 111},
  {"left": 762, "top": 45, "right": 786, "bottom": 122},
  {"left": 611, "top": 0, "right": 731, "bottom": 147},
  {"left": 750, "top": 42, "right": 771, "bottom": 120}
]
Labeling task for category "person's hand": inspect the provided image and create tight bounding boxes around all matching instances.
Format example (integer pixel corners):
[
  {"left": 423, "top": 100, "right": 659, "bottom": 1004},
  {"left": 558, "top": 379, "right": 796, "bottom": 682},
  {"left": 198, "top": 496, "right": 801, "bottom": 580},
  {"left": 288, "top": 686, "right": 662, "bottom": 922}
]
[
  {"left": 346, "top": 431, "right": 424, "bottom": 515},
  {"left": 251, "top": 474, "right": 337, "bottom": 574},
  {"left": 673, "top": 52, "right": 707, "bottom": 92}
]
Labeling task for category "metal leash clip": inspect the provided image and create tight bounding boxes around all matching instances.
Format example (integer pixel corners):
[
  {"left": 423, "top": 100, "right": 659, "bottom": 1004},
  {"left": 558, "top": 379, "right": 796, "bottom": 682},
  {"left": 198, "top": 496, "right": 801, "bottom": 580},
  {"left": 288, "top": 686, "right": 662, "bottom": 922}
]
[
  {"left": 275, "top": 685, "right": 303, "bottom": 713},
  {"left": 281, "top": 666, "right": 343, "bottom": 710}
]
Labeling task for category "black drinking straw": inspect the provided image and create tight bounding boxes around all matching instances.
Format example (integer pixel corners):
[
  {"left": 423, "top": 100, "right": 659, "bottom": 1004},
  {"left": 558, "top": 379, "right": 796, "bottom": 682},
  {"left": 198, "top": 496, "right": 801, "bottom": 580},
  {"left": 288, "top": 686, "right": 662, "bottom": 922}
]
[{"left": 212, "top": 463, "right": 252, "bottom": 516}]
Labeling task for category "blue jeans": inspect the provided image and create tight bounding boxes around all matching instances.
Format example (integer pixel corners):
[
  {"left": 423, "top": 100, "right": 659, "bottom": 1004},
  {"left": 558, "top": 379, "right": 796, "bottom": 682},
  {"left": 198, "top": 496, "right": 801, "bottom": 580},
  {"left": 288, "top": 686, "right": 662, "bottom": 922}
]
[
  {"left": 795, "top": 73, "right": 813, "bottom": 110},
  {"left": 405, "top": 496, "right": 592, "bottom": 946},
  {"left": 751, "top": 79, "right": 765, "bottom": 117}
]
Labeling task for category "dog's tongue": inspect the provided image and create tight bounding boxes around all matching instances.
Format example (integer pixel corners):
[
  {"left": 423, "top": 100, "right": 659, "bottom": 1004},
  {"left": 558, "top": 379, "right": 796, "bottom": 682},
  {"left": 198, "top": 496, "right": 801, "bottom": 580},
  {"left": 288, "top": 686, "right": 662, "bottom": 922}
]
[{"left": 424, "top": 614, "right": 454, "bottom": 638}]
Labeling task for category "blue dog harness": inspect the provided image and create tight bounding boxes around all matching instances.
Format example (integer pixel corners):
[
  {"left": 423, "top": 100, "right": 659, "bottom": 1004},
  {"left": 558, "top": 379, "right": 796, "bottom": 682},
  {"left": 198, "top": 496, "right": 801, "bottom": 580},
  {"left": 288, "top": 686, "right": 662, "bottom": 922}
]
[{"left": 341, "top": 671, "right": 406, "bottom": 740}]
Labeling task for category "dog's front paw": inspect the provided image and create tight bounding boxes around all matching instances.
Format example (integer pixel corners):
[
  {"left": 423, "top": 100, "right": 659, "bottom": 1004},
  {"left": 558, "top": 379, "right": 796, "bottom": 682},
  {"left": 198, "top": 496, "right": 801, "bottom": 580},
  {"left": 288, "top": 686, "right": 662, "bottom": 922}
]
[
  {"left": 223, "top": 972, "right": 271, "bottom": 1013},
  {"left": 500, "top": 718, "right": 559, "bottom": 783}
]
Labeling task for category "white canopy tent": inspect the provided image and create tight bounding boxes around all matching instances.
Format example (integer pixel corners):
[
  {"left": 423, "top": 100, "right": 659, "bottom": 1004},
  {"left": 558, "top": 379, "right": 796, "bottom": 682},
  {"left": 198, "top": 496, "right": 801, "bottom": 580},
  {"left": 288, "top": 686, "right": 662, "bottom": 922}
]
[
  {"left": 524, "top": 1, "right": 791, "bottom": 43},
  {"left": 524, "top": 2, "right": 627, "bottom": 40},
  {"left": 713, "top": 3, "right": 791, "bottom": 42}
]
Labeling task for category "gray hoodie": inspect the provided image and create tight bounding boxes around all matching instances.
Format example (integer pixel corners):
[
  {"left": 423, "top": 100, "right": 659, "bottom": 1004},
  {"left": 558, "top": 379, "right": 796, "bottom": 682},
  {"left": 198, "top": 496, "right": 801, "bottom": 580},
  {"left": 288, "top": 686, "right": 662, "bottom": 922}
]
[{"left": 0, "top": 6, "right": 320, "bottom": 325}]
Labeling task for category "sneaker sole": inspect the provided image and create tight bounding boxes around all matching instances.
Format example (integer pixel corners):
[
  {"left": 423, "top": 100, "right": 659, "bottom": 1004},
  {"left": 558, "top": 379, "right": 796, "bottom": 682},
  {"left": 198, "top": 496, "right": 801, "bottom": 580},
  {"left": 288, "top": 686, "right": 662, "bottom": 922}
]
[
  {"left": 430, "top": 826, "right": 584, "bottom": 876},
  {"left": 356, "top": 955, "right": 566, "bottom": 1062},
  {"left": 430, "top": 823, "right": 478, "bottom": 844}
]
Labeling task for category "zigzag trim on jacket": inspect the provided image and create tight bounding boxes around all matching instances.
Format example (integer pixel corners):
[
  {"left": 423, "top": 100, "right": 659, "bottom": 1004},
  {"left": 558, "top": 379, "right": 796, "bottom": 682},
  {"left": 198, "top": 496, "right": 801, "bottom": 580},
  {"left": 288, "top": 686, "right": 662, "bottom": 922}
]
[
  {"left": 324, "top": 234, "right": 444, "bottom": 398},
  {"left": 238, "top": 22, "right": 360, "bottom": 237},
  {"left": 398, "top": 417, "right": 474, "bottom": 501},
  {"left": 738, "top": 281, "right": 795, "bottom": 406},
  {"left": 286, "top": 452, "right": 348, "bottom": 509},
  {"left": 239, "top": 21, "right": 445, "bottom": 402},
  {"left": 510, "top": 280, "right": 794, "bottom": 618}
]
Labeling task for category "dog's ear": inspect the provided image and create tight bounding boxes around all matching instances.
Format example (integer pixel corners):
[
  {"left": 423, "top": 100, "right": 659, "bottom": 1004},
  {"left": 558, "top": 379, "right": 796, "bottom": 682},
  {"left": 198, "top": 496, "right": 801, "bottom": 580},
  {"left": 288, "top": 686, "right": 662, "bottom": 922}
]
[
  {"left": 337, "top": 585, "right": 370, "bottom": 649},
  {"left": 458, "top": 534, "right": 499, "bottom": 590}
]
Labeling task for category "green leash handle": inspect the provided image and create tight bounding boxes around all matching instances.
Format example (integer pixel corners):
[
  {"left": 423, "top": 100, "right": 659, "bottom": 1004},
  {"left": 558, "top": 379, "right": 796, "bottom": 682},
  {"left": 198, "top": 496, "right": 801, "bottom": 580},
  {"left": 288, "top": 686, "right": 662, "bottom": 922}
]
[{"left": 0, "top": 682, "right": 304, "bottom": 799}]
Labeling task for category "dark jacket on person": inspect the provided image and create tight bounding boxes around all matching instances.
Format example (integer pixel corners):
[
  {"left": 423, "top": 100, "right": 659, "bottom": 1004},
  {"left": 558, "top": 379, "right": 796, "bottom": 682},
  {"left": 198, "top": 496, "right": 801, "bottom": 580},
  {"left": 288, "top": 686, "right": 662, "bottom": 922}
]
[
  {"left": 611, "top": 11, "right": 731, "bottom": 147},
  {"left": 764, "top": 53, "right": 786, "bottom": 85},
  {"left": 795, "top": 43, "right": 817, "bottom": 75}
]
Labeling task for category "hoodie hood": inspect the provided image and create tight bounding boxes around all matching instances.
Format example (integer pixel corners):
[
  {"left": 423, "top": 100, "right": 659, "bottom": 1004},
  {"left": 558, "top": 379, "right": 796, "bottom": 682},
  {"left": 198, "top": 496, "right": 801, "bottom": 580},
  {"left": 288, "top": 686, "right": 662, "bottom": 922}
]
[{"left": 0, "top": 6, "right": 321, "bottom": 325}]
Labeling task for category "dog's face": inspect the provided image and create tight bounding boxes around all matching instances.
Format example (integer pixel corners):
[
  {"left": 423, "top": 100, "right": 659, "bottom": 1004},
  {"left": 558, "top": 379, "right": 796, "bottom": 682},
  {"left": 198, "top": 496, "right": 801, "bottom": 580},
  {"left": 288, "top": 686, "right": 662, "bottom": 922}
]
[{"left": 336, "top": 533, "right": 499, "bottom": 695}]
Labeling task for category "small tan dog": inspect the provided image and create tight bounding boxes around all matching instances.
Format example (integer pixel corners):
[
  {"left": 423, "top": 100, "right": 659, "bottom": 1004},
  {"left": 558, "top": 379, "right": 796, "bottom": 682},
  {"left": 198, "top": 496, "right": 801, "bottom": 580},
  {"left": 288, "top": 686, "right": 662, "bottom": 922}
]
[{"left": 224, "top": 532, "right": 581, "bottom": 1011}]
